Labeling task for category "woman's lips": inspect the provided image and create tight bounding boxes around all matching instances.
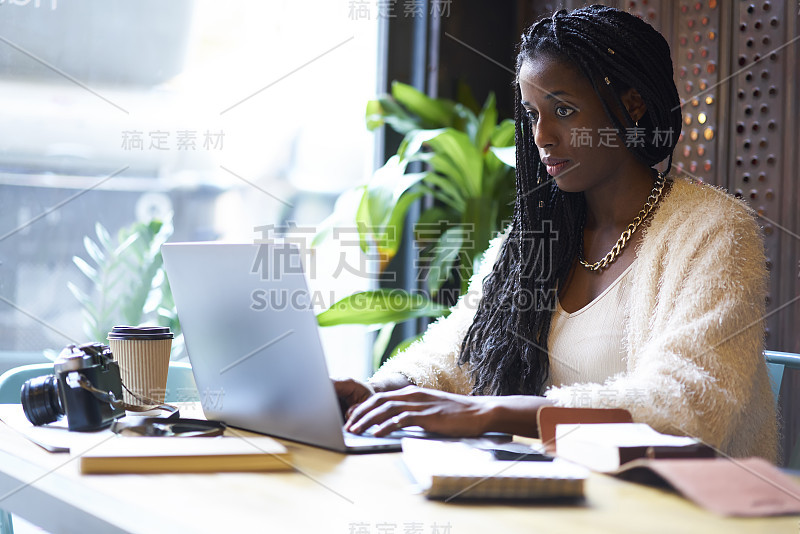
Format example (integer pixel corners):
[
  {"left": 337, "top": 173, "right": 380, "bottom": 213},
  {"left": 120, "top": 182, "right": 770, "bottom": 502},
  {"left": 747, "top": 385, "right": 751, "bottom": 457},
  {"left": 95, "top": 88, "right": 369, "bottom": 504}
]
[{"left": 542, "top": 158, "right": 570, "bottom": 177}]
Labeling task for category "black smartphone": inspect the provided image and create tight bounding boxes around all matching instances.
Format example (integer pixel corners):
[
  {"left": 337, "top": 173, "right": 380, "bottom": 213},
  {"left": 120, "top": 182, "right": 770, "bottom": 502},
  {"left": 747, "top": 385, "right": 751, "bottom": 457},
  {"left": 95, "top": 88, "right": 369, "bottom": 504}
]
[{"left": 484, "top": 442, "right": 554, "bottom": 462}]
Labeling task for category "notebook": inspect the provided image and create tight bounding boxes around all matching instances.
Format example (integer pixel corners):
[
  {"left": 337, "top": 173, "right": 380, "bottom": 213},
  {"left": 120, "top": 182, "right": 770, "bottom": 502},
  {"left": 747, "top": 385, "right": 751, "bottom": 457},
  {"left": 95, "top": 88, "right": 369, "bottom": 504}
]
[
  {"left": 401, "top": 438, "right": 587, "bottom": 500},
  {"left": 161, "top": 242, "right": 404, "bottom": 453},
  {"left": 80, "top": 435, "right": 292, "bottom": 474}
]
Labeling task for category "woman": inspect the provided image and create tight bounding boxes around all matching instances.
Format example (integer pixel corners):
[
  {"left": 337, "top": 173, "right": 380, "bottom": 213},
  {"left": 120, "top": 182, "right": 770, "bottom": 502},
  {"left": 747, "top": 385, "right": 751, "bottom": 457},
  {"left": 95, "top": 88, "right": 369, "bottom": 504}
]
[{"left": 336, "top": 5, "right": 777, "bottom": 460}]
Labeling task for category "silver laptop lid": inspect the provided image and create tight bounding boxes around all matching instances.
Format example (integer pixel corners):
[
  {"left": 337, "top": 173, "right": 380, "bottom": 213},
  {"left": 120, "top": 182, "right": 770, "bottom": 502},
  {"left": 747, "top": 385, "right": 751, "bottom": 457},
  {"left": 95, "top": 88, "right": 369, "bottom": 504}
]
[{"left": 162, "top": 242, "right": 348, "bottom": 451}]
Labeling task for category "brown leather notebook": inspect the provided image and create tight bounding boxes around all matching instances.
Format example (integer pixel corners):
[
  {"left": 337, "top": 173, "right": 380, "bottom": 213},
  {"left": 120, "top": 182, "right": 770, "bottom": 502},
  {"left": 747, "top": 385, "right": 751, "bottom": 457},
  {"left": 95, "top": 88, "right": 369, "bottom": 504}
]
[
  {"left": 616, "top": 457, "right": 800, "bottom": 517},
  {"left": 538, "top": 407, "right": 800, "bottom": 516}
]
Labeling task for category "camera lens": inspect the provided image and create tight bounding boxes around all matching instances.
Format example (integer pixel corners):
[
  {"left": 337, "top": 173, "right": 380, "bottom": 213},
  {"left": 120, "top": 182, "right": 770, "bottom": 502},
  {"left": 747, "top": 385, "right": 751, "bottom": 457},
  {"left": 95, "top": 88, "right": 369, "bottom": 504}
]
[{"left": 21, "top": 375, "right": 64, "bottom": 426}]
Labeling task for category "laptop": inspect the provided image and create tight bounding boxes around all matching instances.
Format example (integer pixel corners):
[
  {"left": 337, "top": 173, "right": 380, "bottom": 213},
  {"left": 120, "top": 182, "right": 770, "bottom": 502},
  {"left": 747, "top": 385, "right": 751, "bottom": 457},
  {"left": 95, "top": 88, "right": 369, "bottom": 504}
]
[{"left": 161, "top": 242, "right": 403, "bottom": 453}]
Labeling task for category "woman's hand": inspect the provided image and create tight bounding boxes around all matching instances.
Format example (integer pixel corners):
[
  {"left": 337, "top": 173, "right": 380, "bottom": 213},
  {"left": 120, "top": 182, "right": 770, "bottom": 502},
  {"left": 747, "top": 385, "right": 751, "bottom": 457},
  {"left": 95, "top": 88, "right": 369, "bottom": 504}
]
[
  {"left": 332, "top": 378, "right": 375, "bottom": 419},
  {"left": 344, "top": 386, "right": 494, "bottom": 437},
  {"left": 332, "top": 373, "right": 414, "bottom": 419}
]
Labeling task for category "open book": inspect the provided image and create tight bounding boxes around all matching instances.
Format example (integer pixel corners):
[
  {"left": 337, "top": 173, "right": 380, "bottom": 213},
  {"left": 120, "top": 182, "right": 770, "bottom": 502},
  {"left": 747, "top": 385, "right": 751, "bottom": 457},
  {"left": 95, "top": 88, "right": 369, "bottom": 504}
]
[
  {"left": 555, "top": 423, "right": 715, "bottom": 473},
  {"left": 401, "top": 438, "right": 587, "bottom": 501},
  {"left": 80, "top": 435, "right": 292, "bottom": 474}
]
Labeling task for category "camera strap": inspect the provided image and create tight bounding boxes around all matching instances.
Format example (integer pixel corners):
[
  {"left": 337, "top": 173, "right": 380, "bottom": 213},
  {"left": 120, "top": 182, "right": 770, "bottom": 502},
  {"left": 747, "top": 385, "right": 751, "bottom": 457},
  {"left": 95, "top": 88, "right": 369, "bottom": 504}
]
[
  {"left": 74, "top": 373, "right": 180, "bottom": 417},
  {"left": 76, "top": 373, "right": 225, "bottom": 438},
  {"left": 110, "top": 417, "right": 226, "bottom": 437}
]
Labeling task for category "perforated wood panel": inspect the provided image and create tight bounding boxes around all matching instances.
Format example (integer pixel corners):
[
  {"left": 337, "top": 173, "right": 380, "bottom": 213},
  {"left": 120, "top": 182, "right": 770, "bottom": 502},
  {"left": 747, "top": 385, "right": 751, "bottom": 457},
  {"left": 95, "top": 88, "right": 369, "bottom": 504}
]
[
  {"left": 729, "top": 1, "right": 789, "bottom": 344},
  {"left": 673, "top": 1, "right": 723, "bottom": 181}
]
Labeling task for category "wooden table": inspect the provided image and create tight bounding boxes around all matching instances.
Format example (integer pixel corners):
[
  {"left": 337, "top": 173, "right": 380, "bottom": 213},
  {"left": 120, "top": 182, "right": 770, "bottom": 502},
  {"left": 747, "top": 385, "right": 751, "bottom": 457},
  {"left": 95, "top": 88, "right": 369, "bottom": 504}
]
[{"left": 0, "top": 404, "right": 796, "bottom": 534}]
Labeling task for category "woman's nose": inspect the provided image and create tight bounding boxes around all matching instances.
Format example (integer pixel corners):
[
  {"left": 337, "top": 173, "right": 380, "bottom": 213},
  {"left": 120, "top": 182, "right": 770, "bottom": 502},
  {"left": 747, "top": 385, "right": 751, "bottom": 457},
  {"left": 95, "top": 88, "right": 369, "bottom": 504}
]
[{"left": 533, "top": 118, "right": 558, "bottom": 149}]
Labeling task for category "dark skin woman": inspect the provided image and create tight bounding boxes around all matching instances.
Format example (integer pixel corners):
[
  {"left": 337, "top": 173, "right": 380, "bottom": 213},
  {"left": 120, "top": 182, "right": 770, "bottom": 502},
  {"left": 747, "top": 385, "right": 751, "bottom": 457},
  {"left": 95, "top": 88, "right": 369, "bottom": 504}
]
[{"left": 335, "top": 5, "right": 684, "bottom": 438}]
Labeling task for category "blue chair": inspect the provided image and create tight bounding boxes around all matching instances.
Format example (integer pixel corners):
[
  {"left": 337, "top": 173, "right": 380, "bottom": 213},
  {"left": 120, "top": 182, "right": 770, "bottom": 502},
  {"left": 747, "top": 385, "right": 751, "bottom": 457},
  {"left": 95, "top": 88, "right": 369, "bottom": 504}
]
[
  {"left": 765, "top": 350, "right": 800, "bottom": 405},
  {"left": 0, "top": 361, "right": 198, "bottom": 404},
  {"left": 765, "top": 350, "right": 800, "bottom": 469}
]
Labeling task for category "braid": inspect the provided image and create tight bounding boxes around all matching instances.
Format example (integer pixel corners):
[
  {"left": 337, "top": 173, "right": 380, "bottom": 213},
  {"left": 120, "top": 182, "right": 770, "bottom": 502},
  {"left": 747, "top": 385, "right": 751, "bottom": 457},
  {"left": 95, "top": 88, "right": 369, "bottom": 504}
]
[{"left": 457, "top": 5, "right": 680, "bottom": 396}]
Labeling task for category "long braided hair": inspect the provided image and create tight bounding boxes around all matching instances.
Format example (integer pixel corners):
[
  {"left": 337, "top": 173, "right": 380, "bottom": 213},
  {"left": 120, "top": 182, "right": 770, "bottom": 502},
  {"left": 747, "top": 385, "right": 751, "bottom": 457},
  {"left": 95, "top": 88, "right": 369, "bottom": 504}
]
[{"left": 457, "top": 5, "right": 682, "bottom": 396}]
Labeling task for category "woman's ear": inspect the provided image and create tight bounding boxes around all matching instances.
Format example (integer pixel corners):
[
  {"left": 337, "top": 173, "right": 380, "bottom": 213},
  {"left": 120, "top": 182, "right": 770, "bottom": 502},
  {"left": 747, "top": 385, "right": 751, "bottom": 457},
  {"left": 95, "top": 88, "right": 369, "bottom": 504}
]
[{"left": 620, "top": 88, "right": 647, "bottom": 123}]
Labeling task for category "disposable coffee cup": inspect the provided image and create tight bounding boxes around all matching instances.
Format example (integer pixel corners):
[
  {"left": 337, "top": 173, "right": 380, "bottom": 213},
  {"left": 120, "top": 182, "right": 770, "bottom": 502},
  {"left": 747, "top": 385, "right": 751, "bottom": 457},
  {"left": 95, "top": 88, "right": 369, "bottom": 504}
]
[{"left": 108, "top": 326, "right": 173, "bottom": 406}]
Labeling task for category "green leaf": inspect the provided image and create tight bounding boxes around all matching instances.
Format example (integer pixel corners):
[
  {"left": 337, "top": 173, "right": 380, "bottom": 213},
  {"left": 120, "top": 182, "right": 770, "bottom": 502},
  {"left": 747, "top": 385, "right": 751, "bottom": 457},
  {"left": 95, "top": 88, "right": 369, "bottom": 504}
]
[
  {"left": 354, "top": 191, "right": 372, "bottom": 254},
  {"left": 366, "top": 96, "right": 421, "bottom": 134},
  {"left": 312, "top": 186, "right": 364, "bottom": 248},
  {"left": 484, "top": 149, "right": 503, "bottom": 186},
  {"left": 365, "top": 99, "right": 385, "bottom": 130},
  {"left": 95, "top": 222, "right": 112, "bottom": 250},
  {"left": 416, "top": 181, "right": 464, "bottom": 213},
  {"left": 382, "top": 189, "right": 425, "bottom": 257},
  {"left": 397, "top": 128, "right": 446, "bottom": 161},
  {"left": 316, "top": 289, "right": 449, "bottom": 327},
  {"left": 366, "top": 155, "right": 409, "bottom": 205},
  {"left": 414, "top": 207, "right": 457, "bottom": 245},
  {"left": 420, "top": 166, "right": 464, "bottom": 207},
  {"left": 475, "top": 92, "right": 498, "bottom": 151},
  {"left": 150, "top": 266, "right": 165, "bottom": 290},
  {"left": 114, "top": 232, "right": 139, "bottom": 257},
  {"left": 147, "top": 219, "right": 164, "bottom": 236},
  {"left": 424, "top": 129, "right": 483, "bottom": 197},
  {"left": 83, "top": 236, "right": 105, "bottom": 266},
  {"left": 67, "top": 281, "right": 93, "bottom": 310},
  {"left": 460, "top": 197, "right": 497, "bottom": 293},
  {"left": 72, "top": 256, "right": 98, "bottom": 283},
  {"left": 359, "top": 157, "right": 429, "bottom": 254},
  {"left": 489, "top": 146, "right": 516, "bottom": 168},
  {"left": 157, "top": 306, "right": 178, "bottom": 321},
  {"left": 427, "top": 225, "right": 465, "bottom": 295},
  {"left": 391, "top": 82, "right": 454, "bottom": 127},
  {"left": 450, "top": 102, "right": 478, "bottom": 138},
  {"left": 143, "top": 287, "right": 161, "bottom": 315},
  {"left": 491, "top": 119, "right": 516, "bottom": 147},
  {"left": 372, "top": 322, "right": 396, "bottom": 372},
  {"left": 424, "top": 153, "right": 466, "bottom": 193}
]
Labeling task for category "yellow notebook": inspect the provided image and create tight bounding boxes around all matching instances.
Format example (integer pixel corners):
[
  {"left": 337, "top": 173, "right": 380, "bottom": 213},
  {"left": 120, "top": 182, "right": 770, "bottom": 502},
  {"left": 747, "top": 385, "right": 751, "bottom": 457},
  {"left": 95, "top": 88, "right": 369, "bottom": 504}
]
[{"left": 80, "top": 436, "right": 292, "bottom": 474}]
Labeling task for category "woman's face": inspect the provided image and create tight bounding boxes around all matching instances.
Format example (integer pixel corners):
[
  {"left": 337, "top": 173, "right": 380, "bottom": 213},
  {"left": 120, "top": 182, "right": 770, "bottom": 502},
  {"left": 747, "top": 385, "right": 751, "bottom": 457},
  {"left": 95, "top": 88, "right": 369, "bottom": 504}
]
[{"left": 518, "top": 55, "right": 640, "bottom": 193}]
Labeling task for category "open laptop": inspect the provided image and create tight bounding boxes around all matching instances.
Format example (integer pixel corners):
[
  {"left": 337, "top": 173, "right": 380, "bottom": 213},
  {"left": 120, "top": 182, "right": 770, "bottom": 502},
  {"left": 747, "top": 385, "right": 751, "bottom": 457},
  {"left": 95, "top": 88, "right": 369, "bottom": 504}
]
[{"left": 161, "top": 242, "right": 402, "bottom": 453}]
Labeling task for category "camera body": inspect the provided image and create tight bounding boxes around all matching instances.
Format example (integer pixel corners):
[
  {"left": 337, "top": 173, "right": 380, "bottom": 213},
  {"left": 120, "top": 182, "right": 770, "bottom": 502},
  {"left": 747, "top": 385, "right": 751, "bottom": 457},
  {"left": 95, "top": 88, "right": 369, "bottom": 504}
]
[{"left": 21, "top": 343, "right": 125, "bottom": 431}]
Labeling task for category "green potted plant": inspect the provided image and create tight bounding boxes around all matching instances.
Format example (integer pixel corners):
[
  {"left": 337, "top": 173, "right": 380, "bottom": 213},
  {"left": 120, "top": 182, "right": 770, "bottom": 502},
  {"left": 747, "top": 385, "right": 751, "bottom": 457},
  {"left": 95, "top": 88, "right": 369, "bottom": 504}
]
[
  {"left": 315, "top": 82, "right": 517, "bottom": 367},
  {"left": 67, "top": 215, "right": 183, "bottom": 358}
]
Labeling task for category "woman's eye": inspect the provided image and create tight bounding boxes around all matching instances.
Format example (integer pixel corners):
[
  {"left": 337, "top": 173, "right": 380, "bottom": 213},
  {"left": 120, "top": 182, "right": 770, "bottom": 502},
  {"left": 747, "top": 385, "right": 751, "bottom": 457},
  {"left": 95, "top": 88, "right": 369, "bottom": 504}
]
[
  {"left": 556, "top": 106, "right": 575, "bottom": 118},
  {"left": 526, "top": 110, "right": 538, "bottom": 123}
]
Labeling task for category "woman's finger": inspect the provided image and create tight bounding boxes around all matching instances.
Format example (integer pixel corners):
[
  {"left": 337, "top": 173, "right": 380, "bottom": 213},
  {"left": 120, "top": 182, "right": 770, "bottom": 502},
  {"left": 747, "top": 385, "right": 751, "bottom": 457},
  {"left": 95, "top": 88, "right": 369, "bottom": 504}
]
[
  {"left": 345, "top": 386, "right": 420, "bottom": 430},
  {"left": 347, "top": 399, "right": 408, "bottom": 433},
  {"left": 371, "top": 411, "right": 414, "bottom": 437},
  {"left": 347, "top": 400, "right": 428, "bottom": 434}
]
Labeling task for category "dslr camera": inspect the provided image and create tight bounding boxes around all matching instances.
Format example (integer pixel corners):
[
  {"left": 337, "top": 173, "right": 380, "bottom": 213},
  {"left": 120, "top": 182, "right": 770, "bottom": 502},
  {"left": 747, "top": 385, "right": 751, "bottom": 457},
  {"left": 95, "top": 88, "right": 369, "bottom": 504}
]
[{"left": 21, "top": 343, "right": 125, "bottom": 431}]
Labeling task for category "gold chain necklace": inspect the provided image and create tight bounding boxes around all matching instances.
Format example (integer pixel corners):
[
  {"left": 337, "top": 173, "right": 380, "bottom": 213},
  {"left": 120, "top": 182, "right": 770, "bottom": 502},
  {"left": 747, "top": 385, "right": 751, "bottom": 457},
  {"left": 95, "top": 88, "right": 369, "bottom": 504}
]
[{"left": 578, "top": 172, "right": 667, "bottom": 272}]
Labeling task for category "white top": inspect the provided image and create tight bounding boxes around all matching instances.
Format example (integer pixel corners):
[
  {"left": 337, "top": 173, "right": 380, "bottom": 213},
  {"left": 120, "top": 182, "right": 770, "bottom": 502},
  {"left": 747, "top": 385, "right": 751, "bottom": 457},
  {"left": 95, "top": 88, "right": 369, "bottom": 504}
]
[{"left": 544, "top": 261, "right": 636, "bottom": 389}]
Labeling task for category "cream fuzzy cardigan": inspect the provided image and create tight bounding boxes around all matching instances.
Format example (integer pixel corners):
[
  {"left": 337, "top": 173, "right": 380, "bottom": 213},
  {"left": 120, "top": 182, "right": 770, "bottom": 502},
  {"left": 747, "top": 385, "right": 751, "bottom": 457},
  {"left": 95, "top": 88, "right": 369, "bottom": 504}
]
[{"left": 373, "top": 176, "right": 778, "bottom": 461}]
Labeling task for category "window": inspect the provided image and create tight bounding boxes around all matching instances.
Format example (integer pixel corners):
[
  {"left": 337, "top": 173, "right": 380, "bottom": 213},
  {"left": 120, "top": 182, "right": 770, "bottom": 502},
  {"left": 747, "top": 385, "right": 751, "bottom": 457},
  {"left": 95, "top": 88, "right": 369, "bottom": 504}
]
[{"left": 0, "top": 0, "right": 379, "bottom": 378}]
